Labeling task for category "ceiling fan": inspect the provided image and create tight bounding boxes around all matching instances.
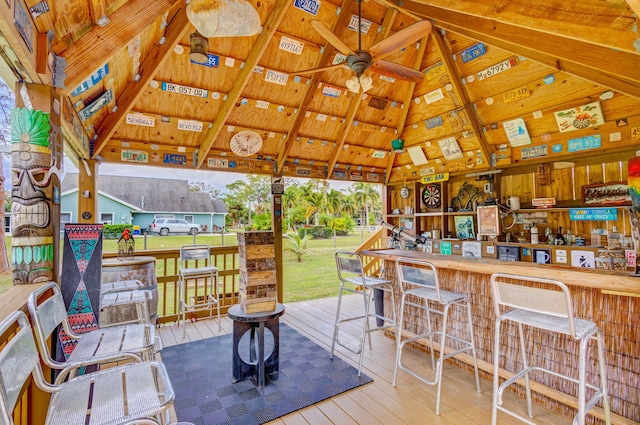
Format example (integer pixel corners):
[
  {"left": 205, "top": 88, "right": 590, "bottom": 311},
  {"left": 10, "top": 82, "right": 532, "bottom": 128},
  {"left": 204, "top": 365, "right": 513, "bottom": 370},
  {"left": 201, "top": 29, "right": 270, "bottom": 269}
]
[{"left": 296, "top": 0, "right": 431, "bottom": 92}]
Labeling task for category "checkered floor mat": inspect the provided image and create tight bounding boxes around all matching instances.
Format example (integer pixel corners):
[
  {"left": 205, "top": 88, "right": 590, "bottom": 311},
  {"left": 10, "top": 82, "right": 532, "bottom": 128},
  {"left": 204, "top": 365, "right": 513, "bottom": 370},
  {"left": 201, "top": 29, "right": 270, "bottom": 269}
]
[{"left": 161, "top": 323, "right": 373, "bottom": 425}]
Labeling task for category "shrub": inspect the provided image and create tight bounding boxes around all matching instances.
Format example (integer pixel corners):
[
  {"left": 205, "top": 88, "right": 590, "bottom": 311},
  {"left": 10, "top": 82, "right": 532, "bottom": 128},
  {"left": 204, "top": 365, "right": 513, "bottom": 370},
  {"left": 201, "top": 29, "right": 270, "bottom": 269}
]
[
  {"left": 297, "top": 226, "right": 333, "bottom": 239},
  {"left": 103, "top": 224, "right": 132, "bottom": 239}
]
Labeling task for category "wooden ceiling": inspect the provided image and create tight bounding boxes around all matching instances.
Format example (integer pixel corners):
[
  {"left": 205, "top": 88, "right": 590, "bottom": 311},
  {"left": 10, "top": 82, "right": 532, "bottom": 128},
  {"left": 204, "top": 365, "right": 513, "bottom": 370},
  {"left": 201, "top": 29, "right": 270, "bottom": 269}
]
[{"left": 1, "top": 0, "right": 639, "bottom": 185}]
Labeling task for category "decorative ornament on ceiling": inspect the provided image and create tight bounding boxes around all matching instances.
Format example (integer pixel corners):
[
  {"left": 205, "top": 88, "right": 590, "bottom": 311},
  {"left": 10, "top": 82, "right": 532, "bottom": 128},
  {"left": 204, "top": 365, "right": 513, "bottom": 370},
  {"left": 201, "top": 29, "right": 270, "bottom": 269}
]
[
  {"left": 186, "top": 0, "right": 261, "bottom": 38},
  {"left": 230, "top": 130, "right": 263, "bottom": 157}
]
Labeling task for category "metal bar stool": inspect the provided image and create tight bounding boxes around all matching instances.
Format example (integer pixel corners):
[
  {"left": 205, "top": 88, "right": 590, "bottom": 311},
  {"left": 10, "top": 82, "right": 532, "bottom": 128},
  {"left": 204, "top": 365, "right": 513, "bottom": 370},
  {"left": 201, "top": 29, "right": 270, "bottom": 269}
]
[
  {"left": 178, "top": 244, "right": 221, "bottom": 338},
  {"left": 392, "top": 257, "right": 481, "bottom": 415},
  {"left": 331, "top": 250, "right": 397, "bottom": 376},
  {"left": 490, "top": 273, "right": 611, "bottom": 425}
]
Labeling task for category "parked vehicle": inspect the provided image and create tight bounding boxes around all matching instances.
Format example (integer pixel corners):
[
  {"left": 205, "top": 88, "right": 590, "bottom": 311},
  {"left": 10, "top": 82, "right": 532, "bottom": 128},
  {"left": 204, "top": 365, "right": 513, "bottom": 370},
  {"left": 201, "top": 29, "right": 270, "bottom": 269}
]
[{"left": 148, "top": 218, "right": 203, "bottom": 236}]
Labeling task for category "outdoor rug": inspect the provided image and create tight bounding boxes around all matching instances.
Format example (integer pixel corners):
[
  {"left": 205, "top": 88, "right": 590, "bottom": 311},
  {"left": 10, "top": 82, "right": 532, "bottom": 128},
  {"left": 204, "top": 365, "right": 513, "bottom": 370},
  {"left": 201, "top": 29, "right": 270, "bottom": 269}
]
[{"left": 161, "top": 323, "right": 373, "bottom": 425}]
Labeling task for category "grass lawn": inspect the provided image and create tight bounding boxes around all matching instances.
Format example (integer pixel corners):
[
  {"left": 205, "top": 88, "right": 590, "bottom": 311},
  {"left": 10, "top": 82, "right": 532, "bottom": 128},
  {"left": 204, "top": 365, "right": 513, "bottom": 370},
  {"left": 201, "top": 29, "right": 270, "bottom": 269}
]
[{"left": 0, "top": 230, "right": 377, "bottom": 303}]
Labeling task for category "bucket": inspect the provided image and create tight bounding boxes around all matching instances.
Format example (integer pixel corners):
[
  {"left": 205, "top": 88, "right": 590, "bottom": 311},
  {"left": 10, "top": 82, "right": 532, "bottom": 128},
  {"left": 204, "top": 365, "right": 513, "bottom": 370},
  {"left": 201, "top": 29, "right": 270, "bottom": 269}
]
[{"left": 595, "top": 249, "right": 626, "bottom": 271}]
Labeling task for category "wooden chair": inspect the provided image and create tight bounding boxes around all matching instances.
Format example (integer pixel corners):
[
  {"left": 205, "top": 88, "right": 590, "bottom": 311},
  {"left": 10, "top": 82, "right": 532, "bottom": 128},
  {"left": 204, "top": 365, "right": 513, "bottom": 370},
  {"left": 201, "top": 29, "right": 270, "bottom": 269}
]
[
  {"left": 27, "top": 281, "right": 159, "bottom": 380},
  {"left": 0, "top": 310, "right": 174, "bottom": 425}
]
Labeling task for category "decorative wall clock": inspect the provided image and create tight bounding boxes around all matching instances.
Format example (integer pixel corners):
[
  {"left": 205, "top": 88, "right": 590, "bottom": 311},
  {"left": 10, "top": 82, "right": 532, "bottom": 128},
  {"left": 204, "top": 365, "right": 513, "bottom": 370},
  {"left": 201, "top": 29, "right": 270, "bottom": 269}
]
[
  {"left": 421, "top": 183, "right": 442, "bottom": 209},
  {"left": 230, "top": 130, "right": 262, "bottom": 157}
]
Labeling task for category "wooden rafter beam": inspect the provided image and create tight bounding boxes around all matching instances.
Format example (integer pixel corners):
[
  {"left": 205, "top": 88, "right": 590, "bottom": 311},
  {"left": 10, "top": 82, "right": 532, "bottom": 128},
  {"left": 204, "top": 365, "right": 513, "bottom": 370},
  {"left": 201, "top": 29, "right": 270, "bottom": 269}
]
[
  {"left": 626, "top": 0, "right": 640, "bottom": 18},
  {"left": 431, "top": 29, "right": 491, "bottom": 166},
  {"left": 88, "top": 0, "right": 108, "bottom": 25},
  {"left": 196, "top": 0, "right": 290, "bottom": 168},
  {"left": 57, "top": 0, "right": 180, "bottom": 96},
  {"left": 327, "top": 8, "right": 398, "bottom": 174},
  {"left": 402, "top": 0, "right": 640, "bottom": 99},
  {"left": 385, "top": 28, "right": 429, "bottom": 184},
  {"left": 92, "top": 8, "right": 191, "bottom": 157},
  {"left": 276, "top": 0, "right": 355, "bottom": 175}
]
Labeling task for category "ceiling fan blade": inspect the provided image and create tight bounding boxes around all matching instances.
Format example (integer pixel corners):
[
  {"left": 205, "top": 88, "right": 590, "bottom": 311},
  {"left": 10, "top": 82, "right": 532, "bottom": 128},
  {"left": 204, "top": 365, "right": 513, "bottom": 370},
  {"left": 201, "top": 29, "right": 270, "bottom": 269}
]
[
  {"left": 370, "top": 60, "right": 425, "bottom": 83},
  {"left": 311, "top": 20, "right": 355, "bottom": 56},
  {"left": 368, "top": 20, "right": 432, "bottom": 61},
  {"left": 294, "top": 62, "right": 347, "bottom": 76}
]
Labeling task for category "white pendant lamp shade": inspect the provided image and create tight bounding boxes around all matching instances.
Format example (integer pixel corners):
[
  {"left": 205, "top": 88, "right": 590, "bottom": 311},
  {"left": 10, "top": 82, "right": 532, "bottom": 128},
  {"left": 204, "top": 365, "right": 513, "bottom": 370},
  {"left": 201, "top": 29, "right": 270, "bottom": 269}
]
[
  {"left": 187, "top": 0, "right": 261, "bottom": 38},
  {"left": 346, "top": 74, "right": 373, "bottom": 93},
  {"left": 346, "top": 76, "right": 360, "bottom": 93},
  {"left": 360, "top": 75, "right": 373, "bottom": 92}
]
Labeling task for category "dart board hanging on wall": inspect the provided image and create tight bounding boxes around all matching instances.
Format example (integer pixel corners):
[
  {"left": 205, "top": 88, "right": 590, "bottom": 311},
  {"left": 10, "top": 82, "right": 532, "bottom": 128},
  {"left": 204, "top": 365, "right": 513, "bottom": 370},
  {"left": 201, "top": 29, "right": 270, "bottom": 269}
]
[{"left": 421, "top": 183, "right": 442, "bottom": 209}]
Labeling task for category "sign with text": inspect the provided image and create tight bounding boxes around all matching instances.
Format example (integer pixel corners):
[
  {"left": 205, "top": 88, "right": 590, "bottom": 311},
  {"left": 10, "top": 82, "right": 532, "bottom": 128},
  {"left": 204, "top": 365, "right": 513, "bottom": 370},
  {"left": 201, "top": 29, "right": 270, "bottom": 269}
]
[
  {"left": 421, "top": 172, "right": 449, "bottom": 184},
  {"left": 569, "top": 208, "right": 618, "bottom": 221}
]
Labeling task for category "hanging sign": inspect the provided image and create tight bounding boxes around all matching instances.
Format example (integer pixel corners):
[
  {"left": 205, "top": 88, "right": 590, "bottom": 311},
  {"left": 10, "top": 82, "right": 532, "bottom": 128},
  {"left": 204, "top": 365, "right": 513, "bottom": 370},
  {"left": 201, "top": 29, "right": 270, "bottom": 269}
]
[
  {"left": 161, "top": 82, "right": 208, "bottom": 98},
  {"left": 265, "top": 70, "right": 289, "bottom": 85},
  {"left": 126, "top": 113, "right": 155, "bottom": 127},
  {"left": 191, "top": 53, "right": 220, "bottom": 68},
  {"left": 348, "top": 15, "right": 372, "bottom": 34},
  {"left": 71, "top": 64, "right": 109, "bottom": 96},
  {"left": 421, "top": 172, "right": 449, "bottom": 184},
  {"left": 279, "top": 36, "right": 304, "bottom": 55},
  {"left": 460, "top": 43, "right": 486, "bottom": 63},
  {"left": 554, "top": 101, "right": 604, "bottom": 133},
  {"left": 520, "top": 144, "right": 548, "bottom": 160},
  {"left": 78, "top": 89, "right": 113, "bottom": 121},
  {"left": 502, "top": 86, "right": 530, "bottom": 104},
  {"left": 477, "top": 57, "right": 517, "bottom": 81},
  {"left": 570, "top": 208, "right": 618, "bottom": 221},
  {"left": 567, "top": 134, "right": 601, "bottom": 152},
  {"left": 503, "top": 118, "right": 532, "bottom": 147},
  {"left": 293, "top": 0, "right": 320, "bottom": 16},
  {"left": 177, "top": 119, "right": 203, "bottom": 132}
]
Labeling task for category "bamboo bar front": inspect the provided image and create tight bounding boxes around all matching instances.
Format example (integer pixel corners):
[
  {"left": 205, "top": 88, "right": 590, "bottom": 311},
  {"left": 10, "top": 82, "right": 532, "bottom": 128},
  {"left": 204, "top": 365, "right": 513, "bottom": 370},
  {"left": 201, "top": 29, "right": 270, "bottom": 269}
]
[{"left": 363, "top": 249, "right": 640, "bottom": 425}]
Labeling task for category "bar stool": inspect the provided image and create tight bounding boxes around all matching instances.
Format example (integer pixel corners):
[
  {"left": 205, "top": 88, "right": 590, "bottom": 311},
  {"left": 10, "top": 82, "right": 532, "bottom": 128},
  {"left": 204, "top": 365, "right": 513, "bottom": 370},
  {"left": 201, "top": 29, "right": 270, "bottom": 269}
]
[
  {"left": 392, "top": 257, "right": 481, "bottom": 415},
  {"left": 331, "top": 250, "right": 397, "bottom": 376},
  {"left": 490, "top": 273, "right": 611, "bottom": 425},
  {"left": 178, "top": 244, "right": 221, "bottom": 338}
]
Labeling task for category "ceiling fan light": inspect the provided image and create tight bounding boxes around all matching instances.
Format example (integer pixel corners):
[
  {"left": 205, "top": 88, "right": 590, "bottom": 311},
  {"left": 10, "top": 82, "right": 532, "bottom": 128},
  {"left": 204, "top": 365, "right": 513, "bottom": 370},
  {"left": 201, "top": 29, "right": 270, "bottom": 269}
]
[
  {"left": 189, "top": 31, "right": 209, "bottom": 63},
  {"left": 346, "top": 76, "right": 360, "bottom": 93},
  {"left": 360, "top": 75, "right": 373, "bottom": 92}
]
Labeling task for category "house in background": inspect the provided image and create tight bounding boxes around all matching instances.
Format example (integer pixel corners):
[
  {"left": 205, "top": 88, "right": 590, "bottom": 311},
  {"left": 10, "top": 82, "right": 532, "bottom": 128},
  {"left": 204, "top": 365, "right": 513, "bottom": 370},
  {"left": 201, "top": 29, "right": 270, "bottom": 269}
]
[{"left": 60, "top": 174, "right": 227, "bottom": 233}]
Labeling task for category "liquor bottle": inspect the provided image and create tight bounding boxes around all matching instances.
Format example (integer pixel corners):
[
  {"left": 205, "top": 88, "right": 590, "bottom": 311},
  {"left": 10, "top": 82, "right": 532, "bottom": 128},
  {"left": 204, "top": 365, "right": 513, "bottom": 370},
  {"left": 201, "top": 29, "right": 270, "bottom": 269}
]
[
  {"left": 607, "top": 226, "right": 622, "bottom": 249},
  {"left": 554, "top": 226, "right": 566, "bottom": 245}
]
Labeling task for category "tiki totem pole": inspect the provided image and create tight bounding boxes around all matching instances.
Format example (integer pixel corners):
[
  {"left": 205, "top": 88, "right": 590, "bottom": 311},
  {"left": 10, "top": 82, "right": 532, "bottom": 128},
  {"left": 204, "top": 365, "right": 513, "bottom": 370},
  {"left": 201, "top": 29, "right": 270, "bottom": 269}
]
[{"left": 10, "top": 107, "right": 56, "bottom": 284}]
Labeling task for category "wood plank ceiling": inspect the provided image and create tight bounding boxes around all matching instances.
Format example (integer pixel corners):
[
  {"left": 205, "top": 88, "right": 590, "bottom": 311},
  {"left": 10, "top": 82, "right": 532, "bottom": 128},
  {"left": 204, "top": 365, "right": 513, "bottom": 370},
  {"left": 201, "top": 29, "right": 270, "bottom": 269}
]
[{"left": 1, "top": 0, "right": 639, "bottom": 184}]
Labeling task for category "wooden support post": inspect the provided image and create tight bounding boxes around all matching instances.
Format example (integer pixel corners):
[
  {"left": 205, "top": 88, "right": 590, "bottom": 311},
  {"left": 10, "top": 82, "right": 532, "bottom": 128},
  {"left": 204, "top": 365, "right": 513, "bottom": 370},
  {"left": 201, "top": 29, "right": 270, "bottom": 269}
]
[
  {"left": 272, "top": 194, "right": 283, "bottom": 304},
  {"left": 78, "top": 159, "right": 98, "bottom": 223}
]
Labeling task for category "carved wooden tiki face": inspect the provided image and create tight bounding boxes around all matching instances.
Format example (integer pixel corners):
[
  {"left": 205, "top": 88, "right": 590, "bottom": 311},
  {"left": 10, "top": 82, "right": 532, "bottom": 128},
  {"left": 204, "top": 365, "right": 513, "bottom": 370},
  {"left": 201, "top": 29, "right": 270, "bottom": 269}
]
[{"left": 10, "top": 108, "right": 55, "bottom": 284}]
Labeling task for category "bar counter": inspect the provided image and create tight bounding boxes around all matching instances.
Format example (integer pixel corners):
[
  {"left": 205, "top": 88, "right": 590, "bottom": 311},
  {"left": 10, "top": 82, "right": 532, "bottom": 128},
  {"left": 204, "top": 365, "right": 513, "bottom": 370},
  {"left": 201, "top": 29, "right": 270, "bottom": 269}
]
[{"left": 362, "top": 248, "right": 640, "bottom": 425}]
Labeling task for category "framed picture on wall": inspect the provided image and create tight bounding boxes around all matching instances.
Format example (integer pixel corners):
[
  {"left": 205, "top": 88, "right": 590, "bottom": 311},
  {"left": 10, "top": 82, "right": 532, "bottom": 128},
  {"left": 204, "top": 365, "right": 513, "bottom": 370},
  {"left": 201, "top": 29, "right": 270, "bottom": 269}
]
[
  {"left": 477, "top": 205, "right": 500, "bottom": 236},
  {"left": 454, "top": 215, "right": 475, "bottom": 239}
]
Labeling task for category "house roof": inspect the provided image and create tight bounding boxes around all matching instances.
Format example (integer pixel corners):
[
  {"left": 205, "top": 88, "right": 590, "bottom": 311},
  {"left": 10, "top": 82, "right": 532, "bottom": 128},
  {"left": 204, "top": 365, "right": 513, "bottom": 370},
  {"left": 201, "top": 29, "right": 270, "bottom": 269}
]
[
  {"left": 61, "top": 174, "right": 227, "bottom": 214},
  {"left": 1, "top": 1, "right": 639, "bottom": 184}
]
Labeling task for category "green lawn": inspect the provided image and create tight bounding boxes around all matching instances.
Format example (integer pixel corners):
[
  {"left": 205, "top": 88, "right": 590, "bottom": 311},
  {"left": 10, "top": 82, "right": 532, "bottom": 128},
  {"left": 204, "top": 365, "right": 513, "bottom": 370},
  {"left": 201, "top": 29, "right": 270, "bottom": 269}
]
[{"left": 0, "top": 231, "right": 376, "bottom": 302}]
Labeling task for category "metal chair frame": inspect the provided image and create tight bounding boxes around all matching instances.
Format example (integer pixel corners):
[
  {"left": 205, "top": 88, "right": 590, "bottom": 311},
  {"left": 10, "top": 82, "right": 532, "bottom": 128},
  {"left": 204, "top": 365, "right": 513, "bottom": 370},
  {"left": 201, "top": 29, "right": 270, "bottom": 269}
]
[
  {"left": 331, "top": 250, "right": 397, "bottom": 376},
  {"left": 392, "top": 257, "right": 481, "bottom": 414},
  {"left": 178, "top": 244, "right": 221, "bottom": 338},
  {"left": 27, "top": 281, "right": 158, "bottom": 380},
  {"left": 490, "top": 272, "right": 611, "bottom": 425},
  {"left": 0, "top": 310, "right": 174, "bottom": 425}
]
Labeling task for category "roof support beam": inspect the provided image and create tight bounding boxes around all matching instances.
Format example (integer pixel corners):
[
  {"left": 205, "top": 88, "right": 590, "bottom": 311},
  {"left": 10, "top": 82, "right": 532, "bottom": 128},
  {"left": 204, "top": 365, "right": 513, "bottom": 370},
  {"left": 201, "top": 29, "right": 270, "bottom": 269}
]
[
  {"left": 92, "top": 8, "right": 191, "bottom": 157},
  {"left": 276, "top": 0, "right": 355, "bottom": 175},
  {"left": 385, "top": 29, "right": 429, "bottom": 184},
  {"left": 58, "top": 0, "right": 180, "bottom": 96},
  {"left": 626, "top": 0, "right": 640, "bottom": 18},
  {"left": 402, "top": 0, "right": 640, "bottom": 99},
  {"left": 196, "top": 0, "right": 290, "bottom": 168},
  {"left": 431, "top": 29, "right": 491, "bottom": 166},
  {"left": 327, "top": 8, "right": 398, "bottom": 175}
]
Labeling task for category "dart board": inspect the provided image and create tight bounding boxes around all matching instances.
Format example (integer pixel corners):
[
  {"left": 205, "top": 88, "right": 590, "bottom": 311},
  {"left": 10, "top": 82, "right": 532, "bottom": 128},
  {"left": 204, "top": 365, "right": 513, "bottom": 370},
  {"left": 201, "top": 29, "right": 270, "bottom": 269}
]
[{"left": 421, "top": 184, "right": 442, "bottom": 209}]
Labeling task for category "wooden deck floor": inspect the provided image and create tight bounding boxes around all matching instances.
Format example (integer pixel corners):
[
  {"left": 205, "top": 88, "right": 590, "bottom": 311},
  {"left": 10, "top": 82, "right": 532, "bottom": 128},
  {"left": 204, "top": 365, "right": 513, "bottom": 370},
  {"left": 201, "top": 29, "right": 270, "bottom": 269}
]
[{"left": 157, "top": 295, "right": 574, "bottom": 425}]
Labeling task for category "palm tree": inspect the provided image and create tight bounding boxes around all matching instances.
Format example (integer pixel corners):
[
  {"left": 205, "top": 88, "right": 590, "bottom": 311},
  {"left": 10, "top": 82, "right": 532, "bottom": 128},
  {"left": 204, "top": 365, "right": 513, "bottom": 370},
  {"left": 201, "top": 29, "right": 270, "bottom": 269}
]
[
  {"left": 352, "top": 182, "right": 381, "bottom": 227},
  {"left": 284, "top": 232, "right": 311, "bottom": 262}
]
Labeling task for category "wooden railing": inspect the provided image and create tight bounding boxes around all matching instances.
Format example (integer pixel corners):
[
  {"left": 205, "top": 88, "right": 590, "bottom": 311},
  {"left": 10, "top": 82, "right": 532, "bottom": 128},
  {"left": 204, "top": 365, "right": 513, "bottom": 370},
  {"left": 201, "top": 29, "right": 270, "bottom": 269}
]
[
  {"left": 103, "top": 245, "right": 241, "bottom": 323},
  {"left": 357, "top": 227, "right": 386, "bottom": 277}
]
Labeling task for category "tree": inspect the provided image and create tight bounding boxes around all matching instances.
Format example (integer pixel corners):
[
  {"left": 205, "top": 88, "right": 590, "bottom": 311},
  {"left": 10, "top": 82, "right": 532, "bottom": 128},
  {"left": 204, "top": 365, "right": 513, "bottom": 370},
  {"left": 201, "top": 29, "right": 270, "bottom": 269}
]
[
  {"left": 0, "top": 80, "right": 13, "bottom": 272},
  {"left": 351, "top": 182, "right": 381, "bottom": 226},
  {"left": 284, "top": 232, "right": 311, "bottom": 262}
]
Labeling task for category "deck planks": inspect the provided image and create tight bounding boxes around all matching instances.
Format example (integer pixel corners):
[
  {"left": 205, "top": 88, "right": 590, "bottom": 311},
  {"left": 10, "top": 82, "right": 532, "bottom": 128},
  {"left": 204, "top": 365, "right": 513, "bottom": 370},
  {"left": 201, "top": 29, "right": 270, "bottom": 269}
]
[{"left": 159, "top": 295, "right": 576, "bottom": 425}]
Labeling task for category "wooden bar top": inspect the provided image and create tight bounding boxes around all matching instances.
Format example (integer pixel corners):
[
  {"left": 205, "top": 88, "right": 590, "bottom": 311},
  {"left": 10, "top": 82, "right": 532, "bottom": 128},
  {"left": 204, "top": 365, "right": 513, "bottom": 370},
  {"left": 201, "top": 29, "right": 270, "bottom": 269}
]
[{"left": 361, "top": 248, "right": 640, "bottom": 295}]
